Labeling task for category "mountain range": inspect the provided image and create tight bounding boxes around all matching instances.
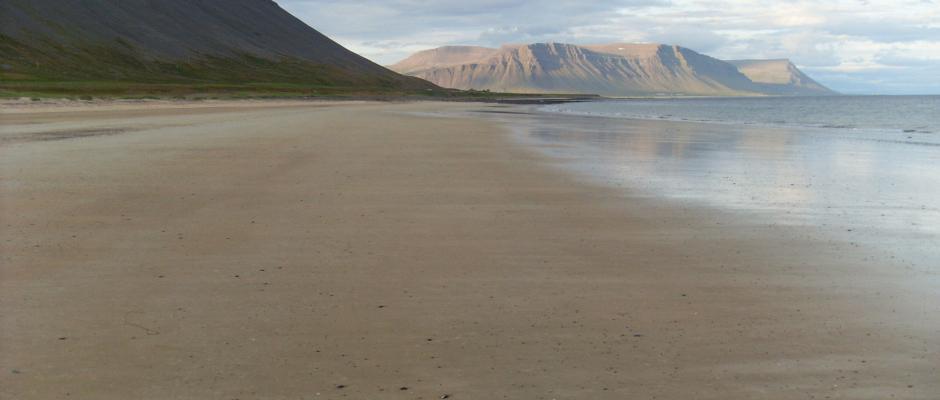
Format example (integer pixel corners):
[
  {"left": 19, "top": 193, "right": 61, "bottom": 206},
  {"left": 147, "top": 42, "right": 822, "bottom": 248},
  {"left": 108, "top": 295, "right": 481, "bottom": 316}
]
[
  {"left": 0, "top": 0, "right": 434, "bottom": 93},
  {"left": 0, "top": 0, "right": 834, "bottom": 98},
  {"left": 391, "top": 43, "right": 835, "bottom": 96}
]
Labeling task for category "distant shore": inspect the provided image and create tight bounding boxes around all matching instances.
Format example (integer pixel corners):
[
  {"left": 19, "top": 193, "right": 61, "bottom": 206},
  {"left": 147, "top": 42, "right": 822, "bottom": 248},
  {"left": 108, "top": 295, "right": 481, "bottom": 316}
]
[{"left": 2, "top": 101, "right": 935, "bottom": 399}]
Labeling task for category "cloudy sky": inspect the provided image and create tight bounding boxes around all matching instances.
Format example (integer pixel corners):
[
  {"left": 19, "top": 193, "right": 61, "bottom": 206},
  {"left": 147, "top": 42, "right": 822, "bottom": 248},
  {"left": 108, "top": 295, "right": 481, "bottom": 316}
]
[{"left": 279, "top": 0, "right": 940, "bottom": 94}]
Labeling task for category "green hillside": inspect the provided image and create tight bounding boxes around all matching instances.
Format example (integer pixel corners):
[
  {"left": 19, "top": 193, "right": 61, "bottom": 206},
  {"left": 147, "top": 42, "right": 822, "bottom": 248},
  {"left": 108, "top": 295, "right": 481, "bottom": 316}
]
[{"left": 0, "top": 0, "right": 438, "bottom": 97}]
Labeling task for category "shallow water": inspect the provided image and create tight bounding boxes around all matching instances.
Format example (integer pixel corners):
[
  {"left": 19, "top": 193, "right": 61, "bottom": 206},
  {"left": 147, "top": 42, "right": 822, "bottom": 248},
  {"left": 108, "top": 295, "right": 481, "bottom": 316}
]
[
  {"left": 542, "top": 96, "right": 940, "bottom": 135},
  {"left": 470, "top": 100, "right": 940, "bottom": 271}
]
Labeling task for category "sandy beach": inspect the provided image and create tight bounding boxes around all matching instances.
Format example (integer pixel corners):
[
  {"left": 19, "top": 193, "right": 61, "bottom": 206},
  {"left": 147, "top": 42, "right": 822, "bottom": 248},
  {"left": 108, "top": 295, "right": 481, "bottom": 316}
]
[{"left": 1, "top": 101, "right": 937, "bottom": 399}]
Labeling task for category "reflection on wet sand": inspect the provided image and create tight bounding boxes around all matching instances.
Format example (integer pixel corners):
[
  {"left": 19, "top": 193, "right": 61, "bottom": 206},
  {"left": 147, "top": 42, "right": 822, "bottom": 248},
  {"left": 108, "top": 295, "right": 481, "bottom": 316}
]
[{"left": 482, "top": 108, "right": 940, "bottom": 272}]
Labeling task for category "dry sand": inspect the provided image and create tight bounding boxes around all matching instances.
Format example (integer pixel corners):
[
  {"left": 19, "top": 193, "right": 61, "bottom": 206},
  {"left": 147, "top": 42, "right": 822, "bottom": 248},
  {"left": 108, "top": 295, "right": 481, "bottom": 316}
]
[{"left": 1, "top": 101, "right": 936, "bottom": 399}]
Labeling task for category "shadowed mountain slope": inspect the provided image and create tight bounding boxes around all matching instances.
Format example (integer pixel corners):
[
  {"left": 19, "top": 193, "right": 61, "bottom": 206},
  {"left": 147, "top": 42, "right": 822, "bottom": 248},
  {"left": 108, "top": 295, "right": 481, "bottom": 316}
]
[{"left": 0, "top": 0, "right": 434, "bottom": 91}]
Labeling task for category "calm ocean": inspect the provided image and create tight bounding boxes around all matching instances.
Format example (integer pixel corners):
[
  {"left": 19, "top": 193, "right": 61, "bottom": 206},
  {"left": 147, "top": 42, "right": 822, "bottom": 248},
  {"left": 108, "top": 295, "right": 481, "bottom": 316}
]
[{"left": 541, "top": 96, "right": 940, "bottom": 136}]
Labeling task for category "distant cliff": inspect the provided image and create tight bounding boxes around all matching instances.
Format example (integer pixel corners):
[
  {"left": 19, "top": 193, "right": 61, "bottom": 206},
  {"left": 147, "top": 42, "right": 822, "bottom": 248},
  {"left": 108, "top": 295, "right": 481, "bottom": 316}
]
[
  {"left": 391, "top": 43, "right": 835, "bottom": 96},
  {"left": 725, "top": 59, "right": 835, "bottom": 96}
]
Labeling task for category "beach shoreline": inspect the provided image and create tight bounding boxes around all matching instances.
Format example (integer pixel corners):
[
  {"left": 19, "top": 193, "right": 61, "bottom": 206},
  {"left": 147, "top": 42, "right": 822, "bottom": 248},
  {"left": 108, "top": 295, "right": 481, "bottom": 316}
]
[{"left": 1, "top": 101, "right": 936, "bottom": 399}]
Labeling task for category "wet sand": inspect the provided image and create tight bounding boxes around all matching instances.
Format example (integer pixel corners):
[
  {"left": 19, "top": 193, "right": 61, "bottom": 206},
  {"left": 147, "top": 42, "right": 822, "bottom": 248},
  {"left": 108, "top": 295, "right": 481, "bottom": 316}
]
[{"left": 1, "top": 101, "right": 937, "bottom": 399}]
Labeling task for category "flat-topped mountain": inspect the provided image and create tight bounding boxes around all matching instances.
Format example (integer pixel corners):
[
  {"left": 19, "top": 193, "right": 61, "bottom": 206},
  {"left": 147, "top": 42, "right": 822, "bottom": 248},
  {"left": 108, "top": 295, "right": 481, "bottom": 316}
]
[
  {"left": 726, "top": 59, "right": 834, "bottom": 96},
  {"left": 0, "top": 0, "right": 434, "bottom": 91},
  {"left": 392, "top": 46, "right": 500, "bottom": 75},
  {"left": 391, "top": 43, "right": 835, "bottom": 96}
]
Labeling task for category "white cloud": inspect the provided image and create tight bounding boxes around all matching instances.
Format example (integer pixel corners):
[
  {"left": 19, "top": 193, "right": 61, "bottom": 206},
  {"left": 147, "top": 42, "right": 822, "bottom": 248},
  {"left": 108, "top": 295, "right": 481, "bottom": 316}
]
[{"left": 277, "top": 0, "right": 940, "bottom": 94}]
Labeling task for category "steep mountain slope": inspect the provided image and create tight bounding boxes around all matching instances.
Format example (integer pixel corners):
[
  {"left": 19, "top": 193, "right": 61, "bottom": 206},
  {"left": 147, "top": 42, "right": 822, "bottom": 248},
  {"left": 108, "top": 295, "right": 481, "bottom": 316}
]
[
  {"left": 584, "top": 43, "right": 761, "bottom": 95},
  {"left": 391, "top": 43, "right": 834, "bottom": 96},
  {"left": 0, "top": 0, "right": 433, "bottom": 91},
  {"left": 391, "top": 46, "right": 499, "bottom": 75},
  {"left": 726, "top": 59, "right": 835, "bottom": 95}
]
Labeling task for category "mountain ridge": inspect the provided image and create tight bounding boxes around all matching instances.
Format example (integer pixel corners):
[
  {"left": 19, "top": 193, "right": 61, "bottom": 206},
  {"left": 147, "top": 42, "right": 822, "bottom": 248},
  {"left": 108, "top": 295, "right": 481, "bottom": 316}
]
[
  {"left": 392, "top": 46, "right": 499, "bottom": 75},
  {"left": 391, "top": 43, "right": 836, "bottom": 96},
  {"left": 725, "top": 59, "right": 833, "bottom": 96}
]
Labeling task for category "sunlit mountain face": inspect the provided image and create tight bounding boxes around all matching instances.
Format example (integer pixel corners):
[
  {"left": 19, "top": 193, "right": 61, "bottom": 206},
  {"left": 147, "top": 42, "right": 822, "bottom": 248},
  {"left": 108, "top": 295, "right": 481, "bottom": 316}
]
[{"left": 390, "top": 43, "right": 836, "bottom": 96}]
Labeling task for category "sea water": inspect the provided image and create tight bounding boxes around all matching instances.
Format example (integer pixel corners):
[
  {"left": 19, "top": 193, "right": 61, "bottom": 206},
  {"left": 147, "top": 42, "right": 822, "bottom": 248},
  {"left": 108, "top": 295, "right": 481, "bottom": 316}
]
[
  {"left": 478, "top": 96, "right": 940, "bottom": 268},
  {"left": 542, "top": 96, "right": 940, "bottom": 135}
]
